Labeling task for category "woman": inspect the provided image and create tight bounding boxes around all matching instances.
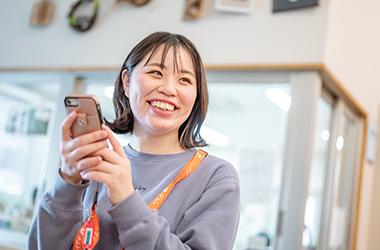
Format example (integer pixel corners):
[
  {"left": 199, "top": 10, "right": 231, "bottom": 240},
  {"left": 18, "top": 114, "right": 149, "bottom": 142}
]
[{"left": 27, "top": 32, "right": 240, "bottom": 250}]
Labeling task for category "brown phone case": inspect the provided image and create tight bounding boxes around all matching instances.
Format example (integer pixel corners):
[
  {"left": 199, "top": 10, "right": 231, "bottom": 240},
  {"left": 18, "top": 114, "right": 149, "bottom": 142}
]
[{"left": 64, "top": 94, "right": 103, "bottom": 138}]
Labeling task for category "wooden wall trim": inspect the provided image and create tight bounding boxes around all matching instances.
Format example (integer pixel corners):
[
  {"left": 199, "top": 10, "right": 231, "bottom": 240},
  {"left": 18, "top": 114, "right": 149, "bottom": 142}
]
[
  {"left": 320, "top": 66, "right": 367, "bottom": 117},
  {"left": 204, "top": 63, "right": 324, "bottom": 71},
  {"left": 0, "top": 63, "right": 324, "bottom": 72},
  {"left": 0, "top": 66, "right": 119, "bottom": 72},
  {"left": 354, "top": 116, "right": 367, "bottom": 250}
]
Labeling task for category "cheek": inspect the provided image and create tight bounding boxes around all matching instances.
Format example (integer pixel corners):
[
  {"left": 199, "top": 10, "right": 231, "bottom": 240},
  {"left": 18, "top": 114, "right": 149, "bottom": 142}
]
[
  {"left": 186, "top": 89, "right": 197, "bottom": 107},
  {"left": 130, "top": 93, "right": 142, "bottom": 112},
  {"left": 127, "top": 89, "right": 139, "bottom": 111},
  {"left": 181, "top": 92, "right": 197, "bottom": 117}
]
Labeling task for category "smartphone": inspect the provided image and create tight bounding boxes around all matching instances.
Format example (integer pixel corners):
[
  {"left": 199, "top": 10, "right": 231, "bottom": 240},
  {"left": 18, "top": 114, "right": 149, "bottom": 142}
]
[{"left": 64, "top": 94, "right": 103, "bottom": 138}]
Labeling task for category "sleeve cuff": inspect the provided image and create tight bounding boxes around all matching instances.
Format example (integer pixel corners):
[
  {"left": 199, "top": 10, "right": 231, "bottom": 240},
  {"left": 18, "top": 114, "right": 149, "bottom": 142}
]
[
  {"left": 44, "top": 168, "right": 90, "bottom": 211},
  {"left": 108, "top": 191, "right": 153, "bottom": 232}
]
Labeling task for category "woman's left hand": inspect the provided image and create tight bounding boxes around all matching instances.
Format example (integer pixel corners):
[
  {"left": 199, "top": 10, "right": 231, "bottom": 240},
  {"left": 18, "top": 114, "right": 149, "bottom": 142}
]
[{"left": 77, "top": 126, "right": 135, "bottom": 206}]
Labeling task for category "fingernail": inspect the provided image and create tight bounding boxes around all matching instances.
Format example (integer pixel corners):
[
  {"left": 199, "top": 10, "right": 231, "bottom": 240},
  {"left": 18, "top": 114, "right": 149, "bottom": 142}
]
[
  {"left": 70, "top": 111, "right": 75, "bottom": 117},
  {"left": 81, "top": 172, "right": 87, "bottom": 179}
]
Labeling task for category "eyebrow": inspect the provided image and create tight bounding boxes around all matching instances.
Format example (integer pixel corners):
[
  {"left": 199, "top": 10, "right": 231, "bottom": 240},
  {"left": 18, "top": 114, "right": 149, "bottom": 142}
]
[{"left": 146, "top": 62, "right": 195, "bottom": 78}]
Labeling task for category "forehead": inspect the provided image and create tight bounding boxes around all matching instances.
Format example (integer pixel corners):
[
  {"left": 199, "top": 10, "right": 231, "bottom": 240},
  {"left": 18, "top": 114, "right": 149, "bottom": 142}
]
[{"left": 144, "top": 45, "right": 195, "bottom": 72}]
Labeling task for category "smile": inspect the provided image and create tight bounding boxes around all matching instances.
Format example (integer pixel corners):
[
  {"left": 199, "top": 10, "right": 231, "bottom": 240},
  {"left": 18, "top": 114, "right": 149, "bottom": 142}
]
[{"left": 149, "top": 100, "right": 176, "bottom": 111}]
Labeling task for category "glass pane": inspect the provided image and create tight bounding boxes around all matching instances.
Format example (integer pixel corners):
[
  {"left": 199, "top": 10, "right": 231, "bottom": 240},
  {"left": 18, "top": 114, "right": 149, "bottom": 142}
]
[
  {"left": 0, "top": 82, "right": 59, "bottom": 248},
  {"left": 84, "top": 81, "right": 291, "bottom": 250},
  {"left": 302, "top": 97, "right": 332, "bottom": 250},
  {"left": 328, "top": 113, "right": 357, "bottom": 250},
  {"left": 203, "top": 83, "right": 290, "bottom": 250}
]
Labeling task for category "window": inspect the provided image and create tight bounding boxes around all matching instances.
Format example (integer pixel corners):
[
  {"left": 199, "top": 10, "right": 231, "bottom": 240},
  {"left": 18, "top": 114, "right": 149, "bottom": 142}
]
[{"left": 0, "top": 80, "right": 60, "bottom": 248}]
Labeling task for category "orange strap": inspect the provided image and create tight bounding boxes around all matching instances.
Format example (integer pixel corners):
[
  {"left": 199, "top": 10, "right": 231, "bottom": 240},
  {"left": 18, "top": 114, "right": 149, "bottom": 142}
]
[
  {"left": 74, "top": 149, "right": 207, "bottom": 250},
  {"left": 148, "top": 149, "right": 208, "bottom": 210}
]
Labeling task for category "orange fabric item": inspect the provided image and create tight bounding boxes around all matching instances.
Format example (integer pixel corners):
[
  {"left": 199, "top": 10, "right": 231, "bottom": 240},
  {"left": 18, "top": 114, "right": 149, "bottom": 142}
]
[{"left": 73, "top": 204, "right": 100, "bottom": 250}]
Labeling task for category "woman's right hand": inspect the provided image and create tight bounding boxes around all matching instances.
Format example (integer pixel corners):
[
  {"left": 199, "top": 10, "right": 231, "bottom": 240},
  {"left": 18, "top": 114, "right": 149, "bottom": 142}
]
[{"left": 59, "top": 111, "right": 109, "bottom": 184}]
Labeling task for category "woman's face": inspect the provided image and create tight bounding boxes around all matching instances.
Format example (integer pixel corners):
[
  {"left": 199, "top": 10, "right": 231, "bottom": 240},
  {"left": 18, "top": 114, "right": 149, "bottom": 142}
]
[{"left": 122, "top": 45, "right": 197, "bottom": 138}]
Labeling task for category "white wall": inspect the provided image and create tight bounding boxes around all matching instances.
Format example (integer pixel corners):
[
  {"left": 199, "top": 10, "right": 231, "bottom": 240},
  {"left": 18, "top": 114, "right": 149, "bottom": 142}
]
[
  {"left": 324, "top": 1, "right": 380, "bottom": 249},
  {"left": 0, "top": 0, "right": 328, "bottom": 68}
]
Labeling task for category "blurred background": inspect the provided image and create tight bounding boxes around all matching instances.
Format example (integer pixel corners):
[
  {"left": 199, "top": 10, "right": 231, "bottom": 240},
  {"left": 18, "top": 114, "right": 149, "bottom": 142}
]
[{"left": 0, "top": 0, "right": 380, "bottom": 249}]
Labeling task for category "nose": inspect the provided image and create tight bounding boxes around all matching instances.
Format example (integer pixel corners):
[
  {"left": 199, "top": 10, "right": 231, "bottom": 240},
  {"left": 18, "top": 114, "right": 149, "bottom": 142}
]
[{"left": 157, "top": 78, "right": 177, "bottom": 96}]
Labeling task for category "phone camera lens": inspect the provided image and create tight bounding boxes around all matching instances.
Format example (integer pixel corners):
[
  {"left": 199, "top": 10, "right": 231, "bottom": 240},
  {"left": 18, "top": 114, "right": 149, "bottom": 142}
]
[{"left": 65, "top": 97, "right": 78, "bottom": 106}]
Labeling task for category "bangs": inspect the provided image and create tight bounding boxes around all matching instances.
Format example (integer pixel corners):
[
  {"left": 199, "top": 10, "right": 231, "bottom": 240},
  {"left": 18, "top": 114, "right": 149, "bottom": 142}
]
[{"left": 144, "top": 42, "right": 193, "bottom": 74}]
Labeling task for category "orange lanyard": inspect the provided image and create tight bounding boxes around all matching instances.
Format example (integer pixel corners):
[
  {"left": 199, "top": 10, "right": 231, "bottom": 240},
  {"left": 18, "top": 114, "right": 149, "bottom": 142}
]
[
  {"left": 74, "top": 149, "right": 208, "bottom": 250},
  {"left": 148, "top": 149, "right": 208, "bottom": 210},
  {"left": 73, "top": 191, "right": 100, "bottom": 250}
]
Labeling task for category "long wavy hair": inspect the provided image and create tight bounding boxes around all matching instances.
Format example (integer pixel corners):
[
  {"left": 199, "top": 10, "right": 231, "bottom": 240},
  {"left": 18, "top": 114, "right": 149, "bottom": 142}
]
[{"left": 105, "top": 32, "right": 208, "bottom": 149}]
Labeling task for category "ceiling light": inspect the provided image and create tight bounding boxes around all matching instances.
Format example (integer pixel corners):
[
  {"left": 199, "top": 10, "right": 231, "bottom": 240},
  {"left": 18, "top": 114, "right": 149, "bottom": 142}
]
[
  {"left": 265, "top": 88, "right": 292, "bottom": 112},
  {"left": 200, "top": 126, "right": 229, "bottom": 147},
  {"left": 104, "top": 86, "right": 114, "bottom": 99},
  {"left": 336, "top": 136, "right": 344, "bottom": 151},
  {"left": 321, "top": 129, "right": 330, "bottom": 142}
]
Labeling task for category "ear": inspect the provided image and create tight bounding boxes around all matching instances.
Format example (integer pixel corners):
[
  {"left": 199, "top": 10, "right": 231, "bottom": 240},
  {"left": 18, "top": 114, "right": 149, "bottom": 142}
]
[{"left": 121, "top": 69, "right": 130, "bottom": 98}]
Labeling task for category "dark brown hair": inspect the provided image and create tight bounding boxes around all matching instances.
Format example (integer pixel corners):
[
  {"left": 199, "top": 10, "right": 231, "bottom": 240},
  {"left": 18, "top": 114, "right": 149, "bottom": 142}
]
[{"left": 105, "top": 31, "right": 208, "bottom": 149}]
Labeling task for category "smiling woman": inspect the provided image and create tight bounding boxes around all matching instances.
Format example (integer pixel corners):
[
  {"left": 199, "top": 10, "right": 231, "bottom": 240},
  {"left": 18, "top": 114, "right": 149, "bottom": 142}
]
[
  {"left": 107, "top": 32, "right": 209, "bottom": 151},
  {"left": 119, "top": 44, "right": 198, "bottom": 153},
  {"left": 27, "top": 32, "right": 240, "bottom": 250}
]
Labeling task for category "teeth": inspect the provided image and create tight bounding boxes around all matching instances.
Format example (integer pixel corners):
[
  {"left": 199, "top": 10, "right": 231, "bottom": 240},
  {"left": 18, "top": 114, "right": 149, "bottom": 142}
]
[{"left": 150, "top": 101, "right": 175, "bottom": 111}]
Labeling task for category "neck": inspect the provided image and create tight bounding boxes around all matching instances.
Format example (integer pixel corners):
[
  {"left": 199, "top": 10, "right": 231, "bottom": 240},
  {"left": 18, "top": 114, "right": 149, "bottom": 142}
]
[{"left": 129, "top": 133, "right": 186, "bottom": 155}]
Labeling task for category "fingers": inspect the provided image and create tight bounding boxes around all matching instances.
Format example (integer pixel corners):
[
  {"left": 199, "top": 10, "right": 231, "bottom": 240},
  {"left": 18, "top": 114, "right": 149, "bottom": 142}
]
[
  {"left": 60, "top": 111, "right": 77, "bottom": 141},
  {"left": 103, "top": 126, "right": 126, "bottom": 158},
  {"left": 59, "top": 112, "right": 110, "bottom": 185},
  {"left": 65, "top": 130, "right": 108, "bottom": 153},
  {"left": 61, "top": 131, "right": 108, "bottom": 169},
  {"left": 78, "top": 157, "right": 134, "bottom": 205},
  {"left": 76, "top": 155, "right": 103, "bottom": 172},
  {"left": 68, "top": 140, "right": 108, "bottom": 162}
]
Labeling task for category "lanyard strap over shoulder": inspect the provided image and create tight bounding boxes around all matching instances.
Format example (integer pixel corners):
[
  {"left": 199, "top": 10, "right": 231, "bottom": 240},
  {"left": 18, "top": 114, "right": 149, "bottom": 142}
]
[{"left": 148, "top": 149, "right": 208, "bottom": 210}]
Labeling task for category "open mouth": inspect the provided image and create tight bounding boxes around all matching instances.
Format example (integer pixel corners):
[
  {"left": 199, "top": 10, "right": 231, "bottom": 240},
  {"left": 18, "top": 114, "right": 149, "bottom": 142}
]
[{"left": 149, "top": 100, "right": 176, "bottom": 111}]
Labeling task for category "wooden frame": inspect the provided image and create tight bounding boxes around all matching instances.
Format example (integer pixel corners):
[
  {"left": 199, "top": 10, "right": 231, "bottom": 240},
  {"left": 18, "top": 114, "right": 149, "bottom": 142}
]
[
  {"left": 273, "top": 0, "right": 318, "bottom": 13},
  {"left": 215, "top": 0, "right": 255, "bottom": 14},
  {"left": 183, "top": 0, "right": 204, "bottom": 20}
]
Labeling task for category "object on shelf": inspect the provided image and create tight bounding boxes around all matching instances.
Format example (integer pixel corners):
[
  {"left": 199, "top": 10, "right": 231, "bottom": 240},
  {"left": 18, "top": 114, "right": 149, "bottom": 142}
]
[
  {"left": 30, "top": 0, "right": 54, "bottom": 26},
  {"left": 183, "top": 0, "right": 203, "bottom": 20},
  {"left": 215, "top": 0, "right": 255, "bottom": 14},
  {"left": 68, "top": 0, "right": 99, "bottom": 32},
  {"left": 273, "top": 0, "right": 318, "bottom": 12},
  {"left": 113, "top": 0, "right": 151, "bottom": 7}
]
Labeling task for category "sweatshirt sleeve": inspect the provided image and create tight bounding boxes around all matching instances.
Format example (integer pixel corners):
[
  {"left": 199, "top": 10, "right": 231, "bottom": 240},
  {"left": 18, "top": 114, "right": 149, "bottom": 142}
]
[
  {"left": 108, "top": 164, "right": 240, "bottom": 250},
  {"left": 27, "top": 171, "right": 89, "bottom": 250}
]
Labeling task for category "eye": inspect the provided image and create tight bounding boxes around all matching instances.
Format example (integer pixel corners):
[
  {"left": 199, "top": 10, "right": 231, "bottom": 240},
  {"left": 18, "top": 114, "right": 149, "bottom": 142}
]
[
  {"left": 149, "top": 70, "right": 162, "bottom": 77},
  {"left": 179, "top": 77, "right": 192, "bottom": 84}
]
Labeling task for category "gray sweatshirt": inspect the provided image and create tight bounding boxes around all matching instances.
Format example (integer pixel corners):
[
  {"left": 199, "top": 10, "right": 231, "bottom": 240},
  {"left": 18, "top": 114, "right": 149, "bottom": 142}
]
[{"left": 27, "top": 146, "right": 240, "bottom": 250}]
